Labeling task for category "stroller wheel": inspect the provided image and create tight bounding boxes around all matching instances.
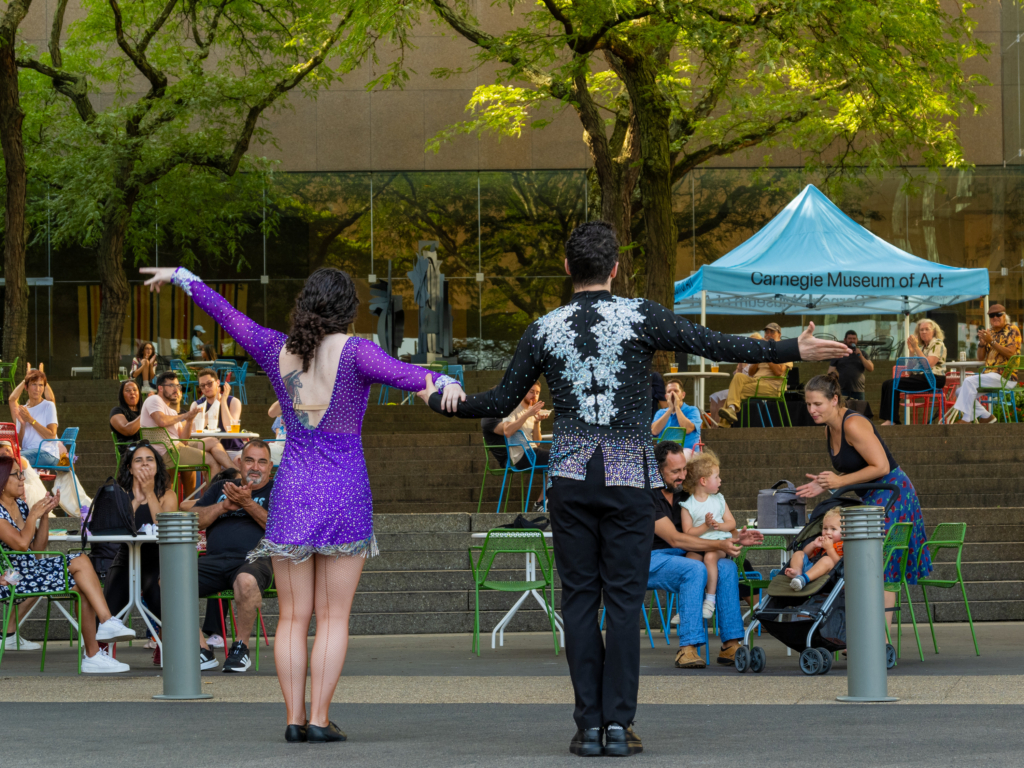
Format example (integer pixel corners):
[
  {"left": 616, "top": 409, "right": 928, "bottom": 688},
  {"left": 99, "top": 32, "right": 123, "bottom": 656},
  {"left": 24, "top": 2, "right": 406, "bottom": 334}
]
[
  {"left": 816, "top": 648, "right": 833, "bottom": 675},
  {"left": 886, "top": 643, "right": 897, "bottom": 669},
  {"left": 749, "top": 646, "right": 766, "bottom": 673},
  {"left": 799, "top": 648, "right": 823, "bottom": 676},
  {"left": 734, "top": 645, "right": 750, "bottom": 673}
]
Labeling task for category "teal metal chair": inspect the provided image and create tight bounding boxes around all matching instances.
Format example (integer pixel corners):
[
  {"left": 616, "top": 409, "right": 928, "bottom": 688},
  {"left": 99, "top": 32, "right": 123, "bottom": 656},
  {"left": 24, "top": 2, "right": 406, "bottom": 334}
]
[
  {"left": 478, "top": 441, "right": 513, "bottom": 514},
  {"left": 468, "top": 529, "right": 559, "bottom": 655},
  {"left": 169, "top": 359, "right": 198, "bottom": 402},
  {"left": 31, "top": 428, "right": 84, "bottom": 512},
  {"left": 915, "top": 523, "right": 979, "bottom": 656},
  {"left": 497, "top": 433, "right": 550, "bottom": 514}
]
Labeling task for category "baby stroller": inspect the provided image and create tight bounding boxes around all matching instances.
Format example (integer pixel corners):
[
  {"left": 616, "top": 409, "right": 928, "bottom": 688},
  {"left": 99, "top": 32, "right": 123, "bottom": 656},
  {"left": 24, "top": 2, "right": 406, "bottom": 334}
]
[{"left": 735, "top": 483, "right": 899, "bottom": 675}]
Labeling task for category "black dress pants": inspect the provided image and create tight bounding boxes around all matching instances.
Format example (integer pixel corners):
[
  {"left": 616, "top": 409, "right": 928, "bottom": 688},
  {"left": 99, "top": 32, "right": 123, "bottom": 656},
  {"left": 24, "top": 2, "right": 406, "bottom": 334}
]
[
  {"left": 547, "top": 448, "right": 654, "bottom": 730},
  {"left": 880, "top": 375, "right": 946, "bottom": 424}
]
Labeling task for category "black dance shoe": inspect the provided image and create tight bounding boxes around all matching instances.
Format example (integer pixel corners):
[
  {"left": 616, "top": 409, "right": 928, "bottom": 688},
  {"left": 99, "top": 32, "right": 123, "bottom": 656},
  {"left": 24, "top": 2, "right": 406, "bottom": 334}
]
[
  {"left": 569, "top": 727, "right": 604, "bottom": 757},
  {"left": 603, "top": 724, "right": 642, "bottom": 757},
  {"left": 307, "top": 721, "right": 347, "bottom": 743},
  {"left": 284, "top": 723, "right": 308, "bottom": 743}
]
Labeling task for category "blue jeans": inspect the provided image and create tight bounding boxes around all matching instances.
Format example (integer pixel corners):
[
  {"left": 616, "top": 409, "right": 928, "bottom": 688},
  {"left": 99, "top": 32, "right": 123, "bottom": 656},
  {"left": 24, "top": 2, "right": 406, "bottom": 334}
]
[{"left": 647, "top": 549, "right": 744, "bottom": 647}]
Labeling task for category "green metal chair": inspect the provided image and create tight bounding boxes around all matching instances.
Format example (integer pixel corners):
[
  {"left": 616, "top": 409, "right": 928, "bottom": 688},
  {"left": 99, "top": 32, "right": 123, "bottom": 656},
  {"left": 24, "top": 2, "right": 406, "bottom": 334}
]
[
  {"left": 976, "top": 355, "right": 1022, "bottom": 423},
  {"left": 0, "top": 357, "right": 18, "bottom": 398},
  {"left": 740, "top": 376, "right": 792, "bottom": 427},
  {"left": 202, "top": 587, "right": 273, "bottom": 671},
  {"left": 915, "top": 522, "right": 979, "bottom": 656},
  {"left": 111, "top": 431, "right": 127, "bottom": 469},
  {"left": 468, "top": 529, "right": 559, "bottom": 655},
  {"left": 736, "top": 535, "right": 790, "bottom": 646},
  {"left": 140, "top": 427, "right": 208, "bottom": 494},
  {"left": 477, "top": 441, "right": 517, "bottom": 514},
  {"left": 0, "top": 549, "right": 82, "bottom": 673},
  {"left": 882, "top": 522, "right": 923, "bottom": 661}
]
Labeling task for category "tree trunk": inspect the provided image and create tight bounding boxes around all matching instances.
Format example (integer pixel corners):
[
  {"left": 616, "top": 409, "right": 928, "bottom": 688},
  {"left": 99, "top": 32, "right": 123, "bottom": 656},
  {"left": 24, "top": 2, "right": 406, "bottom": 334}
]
[
  {"left": 0, "top": 0, "right": 31, "bottom": 380},
  {"left": 92, "top": 214, "right": 131, "bottom": 379},
  {"left": 618, "top": 48, "right": 676, "bottom": 368}
]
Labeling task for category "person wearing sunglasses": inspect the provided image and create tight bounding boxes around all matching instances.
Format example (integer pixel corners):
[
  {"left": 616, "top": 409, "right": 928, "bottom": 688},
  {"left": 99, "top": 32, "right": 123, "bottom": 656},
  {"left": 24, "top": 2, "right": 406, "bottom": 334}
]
[{"left": 948, "top": 304, "right": 1022, "bottom": 423}]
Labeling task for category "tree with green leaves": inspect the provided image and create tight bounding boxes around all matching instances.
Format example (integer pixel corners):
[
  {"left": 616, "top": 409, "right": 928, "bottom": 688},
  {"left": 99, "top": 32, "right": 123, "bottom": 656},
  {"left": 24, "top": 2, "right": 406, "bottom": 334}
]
[
  {"left": 17, "top": 0, "right": 411, "bottom": 377},
  {"left": 0, "top": 0, "right": 33, "bottom": 376},
  {"left": 426, "top": 0, "right": 986, "bottom": 312}
]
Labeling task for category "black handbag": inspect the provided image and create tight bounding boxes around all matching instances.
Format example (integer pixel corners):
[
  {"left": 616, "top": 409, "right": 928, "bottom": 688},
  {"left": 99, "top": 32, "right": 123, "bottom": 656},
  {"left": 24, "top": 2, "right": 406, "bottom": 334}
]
[
  {"left": 82, "top": 478, "right": 137, "bottom": 544},
  {"left": 498, "top": 514, "right": 550, "bottom": 531}
]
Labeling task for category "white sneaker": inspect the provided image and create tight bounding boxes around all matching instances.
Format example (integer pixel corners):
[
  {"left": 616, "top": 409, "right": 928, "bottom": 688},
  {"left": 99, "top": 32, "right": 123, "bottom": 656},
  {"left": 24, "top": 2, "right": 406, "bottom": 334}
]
[
  {"left": 2, "top": 634, "right": 40, "bottom": 651},
  {"left": 206, "top": 634, "right": 225, "bottom": 649},
  {"left": 82, "top": 648, "right": 130, "bottom": 674},
  {"left": 96, "top": 616, "right": 136, "bottom": 643},
  {"left": 670, "top": 613, "right": 681, "bottom": 626},
  {"left": 701, "top": 599, "right": 716, "bottom": 620}
]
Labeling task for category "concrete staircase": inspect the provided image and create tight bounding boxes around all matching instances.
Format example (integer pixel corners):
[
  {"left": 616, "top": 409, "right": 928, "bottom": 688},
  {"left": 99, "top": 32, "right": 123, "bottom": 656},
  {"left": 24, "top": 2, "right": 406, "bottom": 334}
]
[{"left": 30, "top": 372, "right": 1024, "bottom": 640}]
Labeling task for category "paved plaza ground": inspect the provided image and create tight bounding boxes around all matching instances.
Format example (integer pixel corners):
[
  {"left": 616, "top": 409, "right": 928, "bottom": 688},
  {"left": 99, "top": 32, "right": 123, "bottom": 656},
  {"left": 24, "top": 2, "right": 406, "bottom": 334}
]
[{"left": 3, "top": 623, "right": 1023, "bottom": 766}]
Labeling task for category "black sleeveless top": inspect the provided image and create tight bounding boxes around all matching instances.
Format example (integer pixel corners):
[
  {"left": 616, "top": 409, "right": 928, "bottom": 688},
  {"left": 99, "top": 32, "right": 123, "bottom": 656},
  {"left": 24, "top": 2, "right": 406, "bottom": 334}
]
[{"left": 827, "top": 411, "right": 898, "bottom": 475}]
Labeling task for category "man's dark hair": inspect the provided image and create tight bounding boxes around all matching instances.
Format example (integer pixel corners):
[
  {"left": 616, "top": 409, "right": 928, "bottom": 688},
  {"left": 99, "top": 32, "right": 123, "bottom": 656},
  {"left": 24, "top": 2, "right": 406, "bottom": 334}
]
[
  {"left": 156, "top": 370, "right": 179, "bottom": 387},
  {"left": 565, "top": 221, "right": 619, "bottom": 287},
  {"left": 242, "top": 439, "right": 272, "bottom": 460},
  {"left": 655, "top": 440, "right": 686, "bottom": 468},
  {"left": 844, "top": 330, "right": 858, "bottom": 339}
]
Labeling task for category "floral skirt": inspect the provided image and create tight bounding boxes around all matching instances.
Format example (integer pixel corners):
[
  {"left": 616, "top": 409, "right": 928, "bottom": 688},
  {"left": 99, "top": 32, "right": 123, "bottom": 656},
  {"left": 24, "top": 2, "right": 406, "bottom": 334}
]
[
  {"left": 1, "top": 551, "right": 81, "bottom": 600},
  {"left": 861, "top": 467, "right": 932, "bottom": 585}
]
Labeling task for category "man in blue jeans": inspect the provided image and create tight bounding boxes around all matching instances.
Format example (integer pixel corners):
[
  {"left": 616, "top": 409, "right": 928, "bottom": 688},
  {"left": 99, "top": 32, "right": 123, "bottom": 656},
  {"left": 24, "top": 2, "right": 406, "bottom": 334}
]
[{"left": 648, "top": 441, "right": 763, "bottom": 668}]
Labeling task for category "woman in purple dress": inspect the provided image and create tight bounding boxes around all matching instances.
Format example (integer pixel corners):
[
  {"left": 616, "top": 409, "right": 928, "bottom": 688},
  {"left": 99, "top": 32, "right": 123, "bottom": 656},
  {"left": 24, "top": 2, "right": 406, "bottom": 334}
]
[{"left": 142, "top": 266, "right": 464, "bottom": 742}]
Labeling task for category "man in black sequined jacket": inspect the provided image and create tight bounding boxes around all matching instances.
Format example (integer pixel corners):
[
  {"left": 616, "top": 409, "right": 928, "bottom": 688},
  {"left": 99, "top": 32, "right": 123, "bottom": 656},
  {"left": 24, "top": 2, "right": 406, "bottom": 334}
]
[{"left": 426, "top": 221, "right": 849, "bottom": 757}]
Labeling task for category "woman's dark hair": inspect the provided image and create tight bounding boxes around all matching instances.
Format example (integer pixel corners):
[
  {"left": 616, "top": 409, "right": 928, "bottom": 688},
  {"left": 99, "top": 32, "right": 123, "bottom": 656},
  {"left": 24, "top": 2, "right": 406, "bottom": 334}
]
[
  {"left": 211, "top": 467, "right": 241, "bottom": 484},
  {"left": 0, "top": 456, "right": 15, "bottom": 494},
  {"left": 118, "top": 379, "right": 141, "bottom": 414},
  {"left": 136, "top": 341, "right": 155, "bottom": 359},
  {"left": 285, "top": 268, "right": 359, "bottom": 372},
  {"left": 805, "top": 371, "right": 842, "bottom": 403},
  {"left": 202, "top": 344, "right": 217, "bottom": 361},
  {"left": 116, "top": 441, "right": 169, "bottom": 499},
  {"left": 564, "top": 221, "right": 619, "bottom": 287}
]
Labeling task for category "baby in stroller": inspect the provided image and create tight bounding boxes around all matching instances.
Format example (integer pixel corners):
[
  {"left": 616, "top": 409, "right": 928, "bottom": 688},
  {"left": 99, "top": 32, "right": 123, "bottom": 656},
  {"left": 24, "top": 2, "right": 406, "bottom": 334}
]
[
  {"left": 785, "top": 508, "right": 843, "bottom": 590},
  {"left": 679, "top": 450, "right": 736, "bottom": 619}
]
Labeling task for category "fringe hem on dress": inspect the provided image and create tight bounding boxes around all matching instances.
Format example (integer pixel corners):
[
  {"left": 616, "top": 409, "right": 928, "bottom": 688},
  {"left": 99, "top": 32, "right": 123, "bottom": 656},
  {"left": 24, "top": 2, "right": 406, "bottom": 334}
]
[{"left": 246, "top": 533, "right": 379, "bottom": 564}]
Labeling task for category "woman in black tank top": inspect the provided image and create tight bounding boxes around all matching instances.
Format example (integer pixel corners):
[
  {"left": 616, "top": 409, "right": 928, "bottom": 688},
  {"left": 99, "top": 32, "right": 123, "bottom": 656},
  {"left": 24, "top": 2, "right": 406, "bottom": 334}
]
[
  {"left": 102, "top": 442, "right": 178, "bottom": 644},
  {"left": 795, "top": 372, "right": 933, "bottom": 602}
]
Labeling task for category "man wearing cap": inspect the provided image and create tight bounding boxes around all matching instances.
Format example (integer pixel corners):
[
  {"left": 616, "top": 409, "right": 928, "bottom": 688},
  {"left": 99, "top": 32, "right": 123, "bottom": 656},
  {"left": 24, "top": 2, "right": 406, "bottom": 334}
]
[
  {"left": 949, "top": 304, "right": 1022, "bottom": 423},
  {"left": 192, "top": 325, "right": 206, "bottom": 360},
  {"left": 828, "top": 330, "right": 875, "bottom": 400},
  {"left": 717, "top": 323, "right": 793, "bottom": 427}
]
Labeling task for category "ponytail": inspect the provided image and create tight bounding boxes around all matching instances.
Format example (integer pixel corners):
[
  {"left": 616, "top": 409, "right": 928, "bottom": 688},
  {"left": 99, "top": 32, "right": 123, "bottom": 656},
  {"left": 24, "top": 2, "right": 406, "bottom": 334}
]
[{"left": 805, "top": 371, "right": 842, "bottom": 403}]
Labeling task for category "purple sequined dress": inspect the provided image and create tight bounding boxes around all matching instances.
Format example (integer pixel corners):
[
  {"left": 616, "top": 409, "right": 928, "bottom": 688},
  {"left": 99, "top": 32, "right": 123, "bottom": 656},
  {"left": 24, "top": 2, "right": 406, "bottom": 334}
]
[{"left": 171, "top": 268, "right": 456, "bottom": 562}]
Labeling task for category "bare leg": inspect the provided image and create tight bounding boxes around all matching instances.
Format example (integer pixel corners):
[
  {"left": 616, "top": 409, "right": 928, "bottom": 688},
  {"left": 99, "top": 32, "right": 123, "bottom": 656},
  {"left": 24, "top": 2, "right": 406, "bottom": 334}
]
[
  {"left": 68, "top": 557, "right": 113, "bottom": 624},
  {"left": 704, "top": 550, "right": 722, "bottom": 595},
  {"left": 201, "top": 438, "right": 230, "bottom": 474},
  {"left": 75, "top": 588, "right": 100, "bottom": 658},
  {"left": 801, "top": 559, "right": 836, "bottom": 583},
  {"left": 231, "top": 572, "right": 261, "bottom": 648},
  {"left": 885, "top": 590, "right": 896, "bottom": 636},
  {"left": 309, "top": 554, "right": 365, "bottom": 728},
  {"left": 784, "top": 551, "right": 805, "bottom": 579},
  {"left": 273, "top": 556, "right": 315, "bottom": 727}
]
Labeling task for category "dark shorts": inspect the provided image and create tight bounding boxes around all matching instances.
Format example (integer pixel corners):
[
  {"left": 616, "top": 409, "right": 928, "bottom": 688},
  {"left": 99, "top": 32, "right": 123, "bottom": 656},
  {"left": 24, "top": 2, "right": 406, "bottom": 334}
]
[{"left": 197, "top": 553, "right": 273, "bottom": 598}]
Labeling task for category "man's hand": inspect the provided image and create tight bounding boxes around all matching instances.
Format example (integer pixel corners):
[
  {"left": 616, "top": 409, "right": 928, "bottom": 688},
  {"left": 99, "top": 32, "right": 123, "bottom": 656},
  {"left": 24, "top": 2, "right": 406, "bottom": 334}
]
[
  {"left": 223, "top": 481, "right": 253, "bottom": 509},
  {"left": 735, "top": 528, "right": 764, "bottom": 547},
  {"left": 717, "top": 539, "right": 742, "bottom": 557},
  {"left": 798, "top": 322, "right": 852, "bottom": 361}
]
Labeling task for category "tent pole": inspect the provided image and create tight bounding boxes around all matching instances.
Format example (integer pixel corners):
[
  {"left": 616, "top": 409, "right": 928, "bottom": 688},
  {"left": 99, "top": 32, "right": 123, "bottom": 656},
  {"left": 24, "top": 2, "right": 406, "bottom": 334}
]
[
  {"left": 699, "top": 290, "right": 707, "bottom": 410},
  {"left": 903, "top": 311, "right": 911, "bottom": 426},
  {"left": 984, "top": 295, "right": 990, "bottom": 329}
]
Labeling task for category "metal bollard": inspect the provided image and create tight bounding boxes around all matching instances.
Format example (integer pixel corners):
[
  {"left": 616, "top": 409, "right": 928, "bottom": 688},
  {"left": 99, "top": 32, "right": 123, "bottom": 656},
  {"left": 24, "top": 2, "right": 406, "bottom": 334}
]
[
  {"left": 153, "top": 512, "right": 212, "bottom": 701},
  {"left": 837, "top": 505, "right": 897, "bottom": 703}
]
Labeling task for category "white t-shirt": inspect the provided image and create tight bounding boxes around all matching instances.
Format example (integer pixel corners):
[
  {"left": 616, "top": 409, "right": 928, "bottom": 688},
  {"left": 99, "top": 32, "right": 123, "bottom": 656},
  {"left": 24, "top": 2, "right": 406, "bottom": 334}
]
[
  {"left": 140, "top": 395, "right": 180, "bottom": 455},
  {"left": 19, "top": 399, "right": 58, "bottom": 460},
  {"left": 502, "top": 403, "right": 538, "bottom": 465},
  {"left": 681, "top": 493, "right": 733, "bottom": 541}
]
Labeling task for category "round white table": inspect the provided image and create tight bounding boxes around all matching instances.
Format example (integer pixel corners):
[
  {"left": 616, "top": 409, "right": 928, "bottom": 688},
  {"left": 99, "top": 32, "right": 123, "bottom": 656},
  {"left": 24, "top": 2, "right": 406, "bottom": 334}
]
[
  {"left": 664, "top": 371, "right": 731, "bottom": 411},
  {"left": 47, "top": 531, "right": 162, "bottom": 657},
  {"left": 944, "top": 360, "right": 985, "bottom": 372},
  {"left": 470, "top": 531, "right": 564, "bottom": 650},
  {"left": 190, "top": 431, "right": 261, "bottom": 440}
]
